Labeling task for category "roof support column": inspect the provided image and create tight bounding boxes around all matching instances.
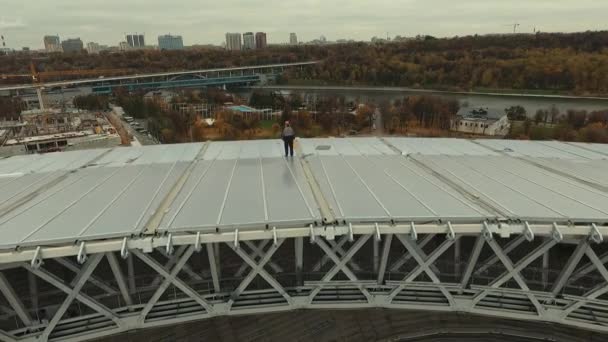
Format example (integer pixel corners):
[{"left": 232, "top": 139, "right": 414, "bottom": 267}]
[
  {"left": 552, "top": 239, "right": 588, "bottom": 296},
  {"left": 295, "top": 237, "right": 304, "bottom": 288},
  {"left": 127, "top": 254, "right": 136, "bottom": 295},
  {"left": 454, "top": 238, "right": 461, "bottom": 278},
  {"left": 28, "top": 271, "right": 38, "bottom": 316},
  {"left": 206, "top": 243, "right": 221, "bottom": 293},
  {"left": 106, "top": 252, "right": 133, "bottom": 309},
  {"left": 459, "top": 235, "right": 484, "bottom": 294},
  {"left": 377, "top": 234, "right": 393, "bottom": 285}
]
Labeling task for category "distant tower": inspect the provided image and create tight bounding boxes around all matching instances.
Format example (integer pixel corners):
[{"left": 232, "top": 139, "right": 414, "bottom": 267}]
[
  {"left": 255, "top": 32, "right": 267, "bottom": 49},
  {"left": 290, "top": 33, "right": 298, "bottom": 45},
  {"left": 225, "top": 33, "right": 242, "bottom": 51},
  {"left": 243, "top": 32, "right": 255, "bottom": 50}
]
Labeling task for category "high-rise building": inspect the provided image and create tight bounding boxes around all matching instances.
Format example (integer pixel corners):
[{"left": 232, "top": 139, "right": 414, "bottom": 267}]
[
  {"left": 158, "top": 34, "right": 184, "bottom": 50},
  {"left": 255, "top": 32, "right": 267, "bottom": 49},
  {"left": 290, "top": 33, "right": 298, "bottom": 45},
  {"left": 126, "top": 34, "right": 145, "bottom": 48},
  {"left": 243, "top": 32, "right": 255, "bottom": 50},
  {"left": 43, "top": 35, "right": 61, "bottom": 52},
  {"left": 61, "top": 38, "right": 84, "bottom": 53},
  {"left": 225, "top": 33, "right": 242, "bottom": 51},
  {"left": 86, "top": 42, "right": 102, "bottom": 54}
]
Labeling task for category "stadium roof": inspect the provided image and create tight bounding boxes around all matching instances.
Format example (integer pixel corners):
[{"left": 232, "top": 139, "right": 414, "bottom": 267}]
[{"left": 1, "top": 137, "right": 608, "bottom": 251}]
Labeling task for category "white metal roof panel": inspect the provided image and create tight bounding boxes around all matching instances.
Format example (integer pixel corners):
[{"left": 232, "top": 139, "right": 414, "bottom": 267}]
[
  {"left": 203, "top": 140, "right": 286, "bottom": 160},
  {"left": 529, "top": 158, "right": 608, "bottom": 189},
  {"left": 0, "top": 149, "right": 108, "bottom": 174},
  {"left": 300, "top": 138, "right": 395, "bottom": 156},
  {"left": 475, "top": 140, "right": 602, "bottom": 159},
  {"left": 92, "top": 143, "right": 204, "bottom": 166},
  {"left": 304, "top": 152, "right": 491, "bottom": 223},
  {"left": 160, "top": 141, "right": 320, "bottom": 232},
  {"left": 568, "top": 143, "right": 608, "bottom": 158},
  {"left": 0, "top": 161, "right": 191, "bottom": 248},
  {"left": 415, "top": 155, "right": 608, "bottom": 222},
  {"left": 385, "top": 137, "right": 497, "bottom": 156}
]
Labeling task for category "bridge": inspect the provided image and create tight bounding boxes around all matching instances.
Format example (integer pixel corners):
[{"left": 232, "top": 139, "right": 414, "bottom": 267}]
[
  {"left": 0, "top": 61, "right": 319, "bottom": 94},
  {"left": 1, "top": 137, "right": 608, "bottom": 341}
]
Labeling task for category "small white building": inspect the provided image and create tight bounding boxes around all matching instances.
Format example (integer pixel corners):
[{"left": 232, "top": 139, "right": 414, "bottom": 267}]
[{"left": 451, "top": 107, "right": 510, "bottom": 136}]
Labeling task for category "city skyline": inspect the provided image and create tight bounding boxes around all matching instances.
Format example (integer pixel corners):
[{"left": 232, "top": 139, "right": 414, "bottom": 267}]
[{"left": 1, "top": 0, "right": 608, "bottom": 49}]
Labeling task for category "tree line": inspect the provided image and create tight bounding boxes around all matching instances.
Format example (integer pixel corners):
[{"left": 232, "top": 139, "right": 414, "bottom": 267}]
[{"left": 3, "top": 31, "right": 608, "bottom": 94}]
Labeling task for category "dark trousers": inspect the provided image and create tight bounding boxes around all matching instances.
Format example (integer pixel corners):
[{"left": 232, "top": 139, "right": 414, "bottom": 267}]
[{"left": 283, "top": 136, "right": 295, "bottom": 156}]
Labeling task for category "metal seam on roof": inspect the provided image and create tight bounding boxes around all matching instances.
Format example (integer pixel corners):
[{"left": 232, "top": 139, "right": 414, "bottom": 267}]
[{"left": 433, "top": 155, "right": 568, "bottom": 218}]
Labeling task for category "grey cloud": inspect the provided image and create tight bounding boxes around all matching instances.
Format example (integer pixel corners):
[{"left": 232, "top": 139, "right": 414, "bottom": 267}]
[{"left": 2, "top": 0, "right": 607, "bottom": 49}]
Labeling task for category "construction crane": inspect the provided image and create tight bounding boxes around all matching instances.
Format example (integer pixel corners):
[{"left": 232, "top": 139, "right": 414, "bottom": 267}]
[{"left": 504, "top": 23, "right": 520, "bottom": 34}]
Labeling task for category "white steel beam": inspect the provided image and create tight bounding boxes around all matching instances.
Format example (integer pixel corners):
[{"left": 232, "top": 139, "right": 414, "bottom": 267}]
[
  {"left": 3, "top": 222, "right": 608, "bottom": 264},
  {"left": 312, "top": 235, "right": 362, "bottom": 272},
  {"left": 0, "top": 330, "right": 15, "bottom": 342},
  {"left": 474, "top": 235, "right": 526, "bottom": 275},
  {"left": 28, "top": 271, "right": 38, "bottom": 314},
  {"left": 158, "top": 247, "right": 203, "bottom": 281},
  {"left": 552, "top": 239, "right": 588, "bottom": 296},
  {"left": 235, "top": 240, "right": 283, "bottom": 277},
  {"left": 149, "top": 245, "right": 189, "bottom": 287},
  {"left": 460, "top": 235, "right": 484, "bottom": 293},
  {"left": 232, "top": 240, "right": 292, "bottom": 304},
  {"left": 454, "top": 238, "right": 461, "bottom": 277},
  {"left": 388, "top": 235, "right": 456, "bottom": 304},
  {"left": 570, "top": 251, "right": 608, "bottom": 283},
  {"left": 206, "top": 243, "right": 221, "bottom": 293},
  {"left": 41, "top": 254, "right": 105, "bottom": 341},
  {"left": 377, "top": 234, "right": 393, "bottom": 284},
  {"left": 295, "top": 237, "right": 303, "bottom": 287},
  {"left": 308, "top": 235, "right": 372, "bottom": 302},
  {"left": 389, "top": 234, "right": 435, "bottom": 272},
  {"left": 482, "top": 239, "right": 545, "bottom": 316},
  {"left": 0, "top": 273, "right": 32, "bottom": 326},
  {"left": 127, "top": 254, "right": 136, "bottom": 295},
  {"left": 229, "top": 239, "right": 287, "bottom": 306},
  {"left": 373, "top": 237, "right": 380, "bottom": 274},
  {"left": 473, "top": 238, "right": 556, "bottom": 305},
  {"left": 105, "top": 252, "right": 133, "bottom": 308},
  {"left": 56, "top": 257, "right": 118, "bottom": 295},
  {"left": 133, "top": 248, "right": 213, "bottom": 317},
  {"left": 23, "top": 263, "right": 121, "bottom": 325},
  {"left": 563, "top": 247, "right": 608, "bottom": 316}
]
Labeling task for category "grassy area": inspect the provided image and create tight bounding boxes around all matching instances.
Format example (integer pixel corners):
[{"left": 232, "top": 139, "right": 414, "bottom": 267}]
[{"left": 259, "top": 120, "right": 276, "bottom": 130}]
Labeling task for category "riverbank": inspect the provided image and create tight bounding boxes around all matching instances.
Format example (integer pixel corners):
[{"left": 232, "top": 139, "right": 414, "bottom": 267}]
[{"left": 254, "top": 84, "right": 608, "bottom": 101}]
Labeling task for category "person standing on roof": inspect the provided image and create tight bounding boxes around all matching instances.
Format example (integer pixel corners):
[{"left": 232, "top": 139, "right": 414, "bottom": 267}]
[{"left": 281, "top": 121, "right": 295, "bottom": 157}]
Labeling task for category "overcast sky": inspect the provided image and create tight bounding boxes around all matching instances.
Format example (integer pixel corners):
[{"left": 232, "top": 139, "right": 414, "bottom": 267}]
[{"left": 1, "top": 0, "right": 607, "bottom": 49}]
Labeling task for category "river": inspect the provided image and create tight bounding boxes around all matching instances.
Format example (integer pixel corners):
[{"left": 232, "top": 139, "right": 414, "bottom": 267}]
[{"left": 241, "top": 85, "right": 608, "bottom": 117}]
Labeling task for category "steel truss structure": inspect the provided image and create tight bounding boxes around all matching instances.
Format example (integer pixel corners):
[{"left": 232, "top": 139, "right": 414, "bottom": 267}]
[
  {"left": 2, "top": 224, "right": 608, "bottom": 341},
  {"left": 2, "top": 138, "right": 608, "bottom": 341}
]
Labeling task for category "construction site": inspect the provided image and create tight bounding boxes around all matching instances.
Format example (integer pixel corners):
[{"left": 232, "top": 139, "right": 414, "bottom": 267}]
[{"left": 0, "top": 62, "right": 136, "bottom": 157}]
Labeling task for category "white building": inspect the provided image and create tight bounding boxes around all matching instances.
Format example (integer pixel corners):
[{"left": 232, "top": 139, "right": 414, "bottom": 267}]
[
  {"left": 243, "top": 32, "right": 255, "bottom": 50},
  {"left": 450, "top": 107, "right": 510, "bottom": 136},
  {"left": 225, "top": 33, "right": 242, "bottom": 51},
  {"left": 290, "top": 33, "right": 298, "bottom": 45}
]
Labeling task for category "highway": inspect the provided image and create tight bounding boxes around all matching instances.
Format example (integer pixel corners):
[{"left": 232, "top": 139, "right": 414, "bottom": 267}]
[{"left": 0, "top": 61, "right": 320, "bottom": 91}]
